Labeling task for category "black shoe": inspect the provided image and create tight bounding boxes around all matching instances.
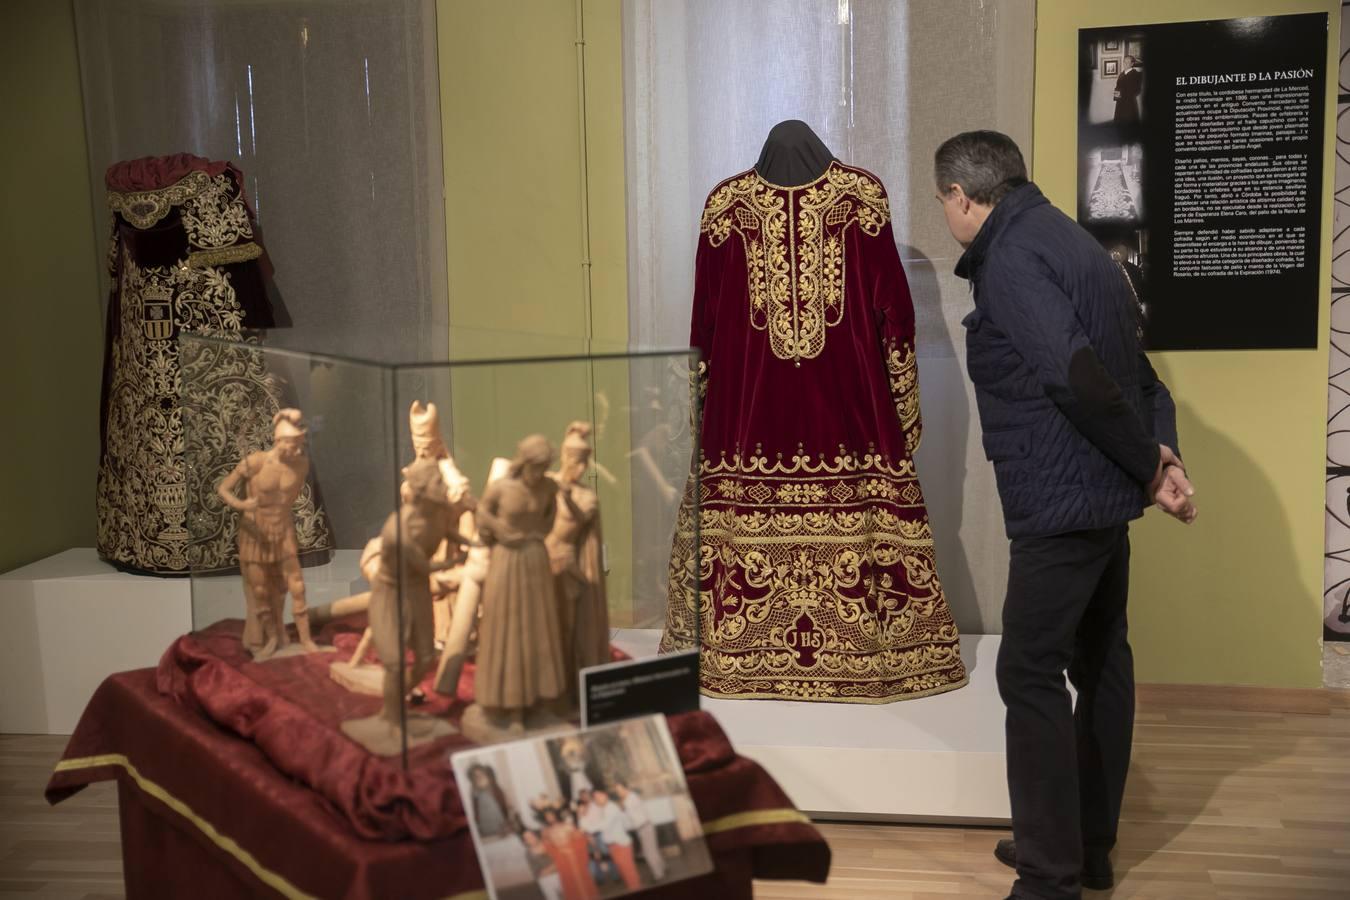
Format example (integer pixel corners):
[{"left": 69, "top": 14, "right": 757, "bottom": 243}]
[{"left": 994, "top": 839, "right": 1115, "bottom": 891}]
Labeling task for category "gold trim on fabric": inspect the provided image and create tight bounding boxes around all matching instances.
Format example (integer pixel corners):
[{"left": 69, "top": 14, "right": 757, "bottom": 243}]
[
  {"left": 700, "top": 673, "right": 971, "bottom": 705},
  {"left": 700, "top": 162, "right": 890, "bottom": 364},
  {"left": 702, "top": 807, "right": 814, "bottom": 835},
  {"left": 702, "top": 448, "right": 916, "bottom": 479},
  {"left": 53, "top": 754, "right": 318, "bottom": 900},
  {"left": 188, "top": 242, "right": 263, "bottom": 268},
  {"left": 55, "top": 753, "right": 490, "bottom": 900},
  {"left": 886, "top": 340, "right": 922, "bottom": 454},
  {"left": 107, "top": 171, "right": 215, "bottom": 229},
  {"left": 749, "top": 167, "right": 835, "bottom": 192},
  {"left": 661, "top": 449, "right": 967, "bottom": 703}
]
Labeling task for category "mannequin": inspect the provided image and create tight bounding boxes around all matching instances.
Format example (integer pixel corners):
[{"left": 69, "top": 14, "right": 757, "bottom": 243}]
[{"left": 754, "top": 119, "right": 835, "bottom": 186}]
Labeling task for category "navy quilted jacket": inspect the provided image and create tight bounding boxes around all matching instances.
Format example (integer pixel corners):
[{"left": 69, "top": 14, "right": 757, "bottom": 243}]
[{"left": 955, "top": 183, "right": 1179, "bottom": 539}]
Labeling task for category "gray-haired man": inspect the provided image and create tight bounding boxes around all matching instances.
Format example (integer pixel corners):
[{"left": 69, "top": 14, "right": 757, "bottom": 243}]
[{"left": 935, "top": 130, "right": 1196, "bottom": 900}]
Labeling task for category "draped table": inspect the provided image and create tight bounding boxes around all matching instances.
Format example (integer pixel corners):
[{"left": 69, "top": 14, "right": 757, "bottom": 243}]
[{"left": 45, "top": 625, "right": 830, "bottom": 900}]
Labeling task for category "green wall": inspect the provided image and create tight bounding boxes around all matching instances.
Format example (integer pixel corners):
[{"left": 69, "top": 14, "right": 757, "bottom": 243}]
[
  {"left": 436, "top": 0, "right": 639, "bottom": 617},
  {"left": 0, "top": 2, "right": 103, "bottom": 574},
  {"left": 1035, "top": 0, "right": 1336, "bottom": 688}
]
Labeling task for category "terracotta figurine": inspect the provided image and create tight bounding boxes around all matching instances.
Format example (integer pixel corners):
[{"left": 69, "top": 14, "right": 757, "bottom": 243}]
[
  {"left": 433, "top": 457, "right": 510, "bottom": 696},
  {"left": 217, "top": 408, "right": 317, "bottom": 659},
  {"left": 462, "top": 435, "right": 569, "bottom": 742},
  {"left": 407, "top": 401, "right": 476, "bottom": 647},
  {"left": 340, "top": 456, "right": 460, "bottom": 754},
  {"left": 546, "top": 421, "right": 610, "bottom": 685}
]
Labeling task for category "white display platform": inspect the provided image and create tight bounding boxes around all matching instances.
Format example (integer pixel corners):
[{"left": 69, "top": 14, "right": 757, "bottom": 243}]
[
  {"left": 0, "top": 548, "right": 365, "bottom": 735},
  {"left": 0, "top": 549, "right": 190, "bottom": 734},
  {"left": 613, "top": 629, "right": 1009, "bottom": 823},
  {"left": 4, "top": 549, "right": 1008, "bottom": 822}
]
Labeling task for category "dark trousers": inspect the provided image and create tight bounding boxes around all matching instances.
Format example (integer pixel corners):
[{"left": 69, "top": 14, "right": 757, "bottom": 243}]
[{"left": 998, "top": 525, "right": 1134, "bottom": 900}]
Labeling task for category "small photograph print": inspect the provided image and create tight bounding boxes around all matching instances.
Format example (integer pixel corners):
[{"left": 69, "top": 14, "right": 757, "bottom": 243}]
[
  {"left": 452, "top": 714, "right": 713, "bottom": 900},
  {"left": 1082, "top": 32, "right": 1145, "bottom": 126},
  {"left": 1081, "top": 144, "right": 1145, "bottom": 224}
]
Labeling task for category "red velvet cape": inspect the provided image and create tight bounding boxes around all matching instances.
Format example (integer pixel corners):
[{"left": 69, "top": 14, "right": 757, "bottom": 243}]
[{"left": 662, "top": 161, "right": 968, "bottom": 704}]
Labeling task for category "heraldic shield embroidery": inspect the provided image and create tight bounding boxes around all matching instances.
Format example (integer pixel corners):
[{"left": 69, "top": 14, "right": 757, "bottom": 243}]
[
  {"left": 660, "top": 161, "right": 968, "bottom": 703},
  {"left": 96, "top": 155, "right": 332, "bottom": 575}
]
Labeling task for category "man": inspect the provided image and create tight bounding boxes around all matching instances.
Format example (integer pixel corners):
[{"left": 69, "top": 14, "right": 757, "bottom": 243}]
[
  {"left": 591, "top": 789, "right": 641, "bottom": 890},
  {"left": 1113, "top": 55, "right": 1143, "bottom": 125},
  {"left": 935, "top": 130, "right": 1196, "bottom": 900},
  {"left": 575, "top": 790, "right": 619, "bottom": 885},
  {"left": 613, "top": 780, "right": 666, "bottom": 881}
]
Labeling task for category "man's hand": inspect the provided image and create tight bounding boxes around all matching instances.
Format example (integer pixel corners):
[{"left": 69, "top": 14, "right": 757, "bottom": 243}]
[{"left": 1151, "top": 445, "right": 1197, "bottom": 524}]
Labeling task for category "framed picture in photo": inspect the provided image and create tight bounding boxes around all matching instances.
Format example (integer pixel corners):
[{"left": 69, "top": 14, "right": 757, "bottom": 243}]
[
  {"left": 1104, "top": 38, "right": 1120, "bottom": 50},
  {"left": 1126, "top": 38, "right": 1143, "bottom": 57},
  {"left": 1102, "top": 57, "right": 1120, "bottom": 77}
]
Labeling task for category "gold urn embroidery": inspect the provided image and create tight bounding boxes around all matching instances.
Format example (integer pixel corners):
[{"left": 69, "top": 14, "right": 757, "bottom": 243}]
[{"left": 701, "top": 163, "right": 890, "bottom": 365}]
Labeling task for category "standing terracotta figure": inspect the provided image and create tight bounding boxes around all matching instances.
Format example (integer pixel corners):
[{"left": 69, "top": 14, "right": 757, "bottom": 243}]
[
  {"left": 342, "top": 456, "right": 459, "bottom": 754},
  {"left": 407, "top": 400, "right": 476, "bottom": 645},
  {"left": 217, "top": 408, "right": 317, "bottom": 658},
  {"left": 547, "top": 422, "right": 610, "bottom": 683},
  {"left": 372, "top": 457, "right": 454, "bottom": 722},
  {"left": 465, "top": 435, "right": 568, "bottom": 739},
  {"left": 433, "top": 457, "right": 511, "bottom": 696}
]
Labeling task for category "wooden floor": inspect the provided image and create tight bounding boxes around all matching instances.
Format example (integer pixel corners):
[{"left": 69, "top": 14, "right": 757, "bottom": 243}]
[{"left": 3, "top": 687, "right": 1349, "bottom": 899}]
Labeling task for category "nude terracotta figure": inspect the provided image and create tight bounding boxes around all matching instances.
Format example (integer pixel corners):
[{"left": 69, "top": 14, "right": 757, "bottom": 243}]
[{"left": 217, "top": 408, "right": 317, "bottom": 659}]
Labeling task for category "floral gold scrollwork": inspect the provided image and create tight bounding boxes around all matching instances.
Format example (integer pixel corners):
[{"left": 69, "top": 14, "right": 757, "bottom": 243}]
[
  {"left": 660, "top": 448, "right": 967, "bottom": 703},
  {"left": 700, "top": 162, "right": 891, "bottom": 365},
  {"left": 107, "top": 171, "right": 215, "bottom": 230},
  {"left": 886, "top": 339, "right": 922, "bottom": 453},
  {"left": 96, "top": 245, "right": 331, "bottom": 574},
  {"left": 180, "top": 173, "right": 255, "bottom": 251}
]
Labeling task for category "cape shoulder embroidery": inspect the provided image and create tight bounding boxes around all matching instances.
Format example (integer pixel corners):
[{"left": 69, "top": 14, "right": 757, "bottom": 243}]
[{"left": 699, "top": 162, "right": 891, "bottom": 365}]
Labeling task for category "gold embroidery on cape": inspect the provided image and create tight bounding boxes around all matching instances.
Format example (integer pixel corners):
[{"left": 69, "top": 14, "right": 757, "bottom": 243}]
[
  {"left": 108, "top": 171, "right": 215, "bottom": 230},
  {"left": 700, "top": 163, "right": 890, "bottom": 364},
  {"left": 95, "top": 247, "right": 331, "bottom": 574},
  {"left": 886, "top": 340, "right": 922, "bottom": 453},
  {"left": 180, "top": 174, "right": 255, "bottom": 250},
  {"left": 660, "top": 447, "right": 967, "bottom": 703},
  {"left": 188, "top": 242, "right": 263, "bottom": 269}
]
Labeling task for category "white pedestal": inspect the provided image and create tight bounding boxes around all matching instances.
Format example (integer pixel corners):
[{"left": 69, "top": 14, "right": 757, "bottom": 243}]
[
  {"left": 614, "top": 630, "right": 1009, "bottom": 823},
  {"left": 0, "top": 548, "right": 367, "bottom": 735},
  {"left": 0, "top": 549, "right": 191, "bottom": 735}
]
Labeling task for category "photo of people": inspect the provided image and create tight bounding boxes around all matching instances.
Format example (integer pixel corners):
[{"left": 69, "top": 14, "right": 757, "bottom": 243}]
[{"left": 452, "top": 715, "right": 713, "bottom": 900}]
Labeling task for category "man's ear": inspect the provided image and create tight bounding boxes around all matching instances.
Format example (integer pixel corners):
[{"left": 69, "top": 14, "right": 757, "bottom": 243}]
[{"left": 948, "top": 183, "right": 971, "bottom": 214}]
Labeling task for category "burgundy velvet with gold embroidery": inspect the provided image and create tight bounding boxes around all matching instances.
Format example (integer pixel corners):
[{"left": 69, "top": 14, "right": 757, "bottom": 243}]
[
  {"left": 661, "top": 161, "right": 968, "bottom": 703},
  {"left": 97, "top": 153, "right": 332, "bottom": 577}
]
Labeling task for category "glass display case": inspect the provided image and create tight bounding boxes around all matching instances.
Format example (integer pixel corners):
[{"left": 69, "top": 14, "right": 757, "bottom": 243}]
[{"left": 180, "top": 332, "right": 700, "bottom": 766}]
